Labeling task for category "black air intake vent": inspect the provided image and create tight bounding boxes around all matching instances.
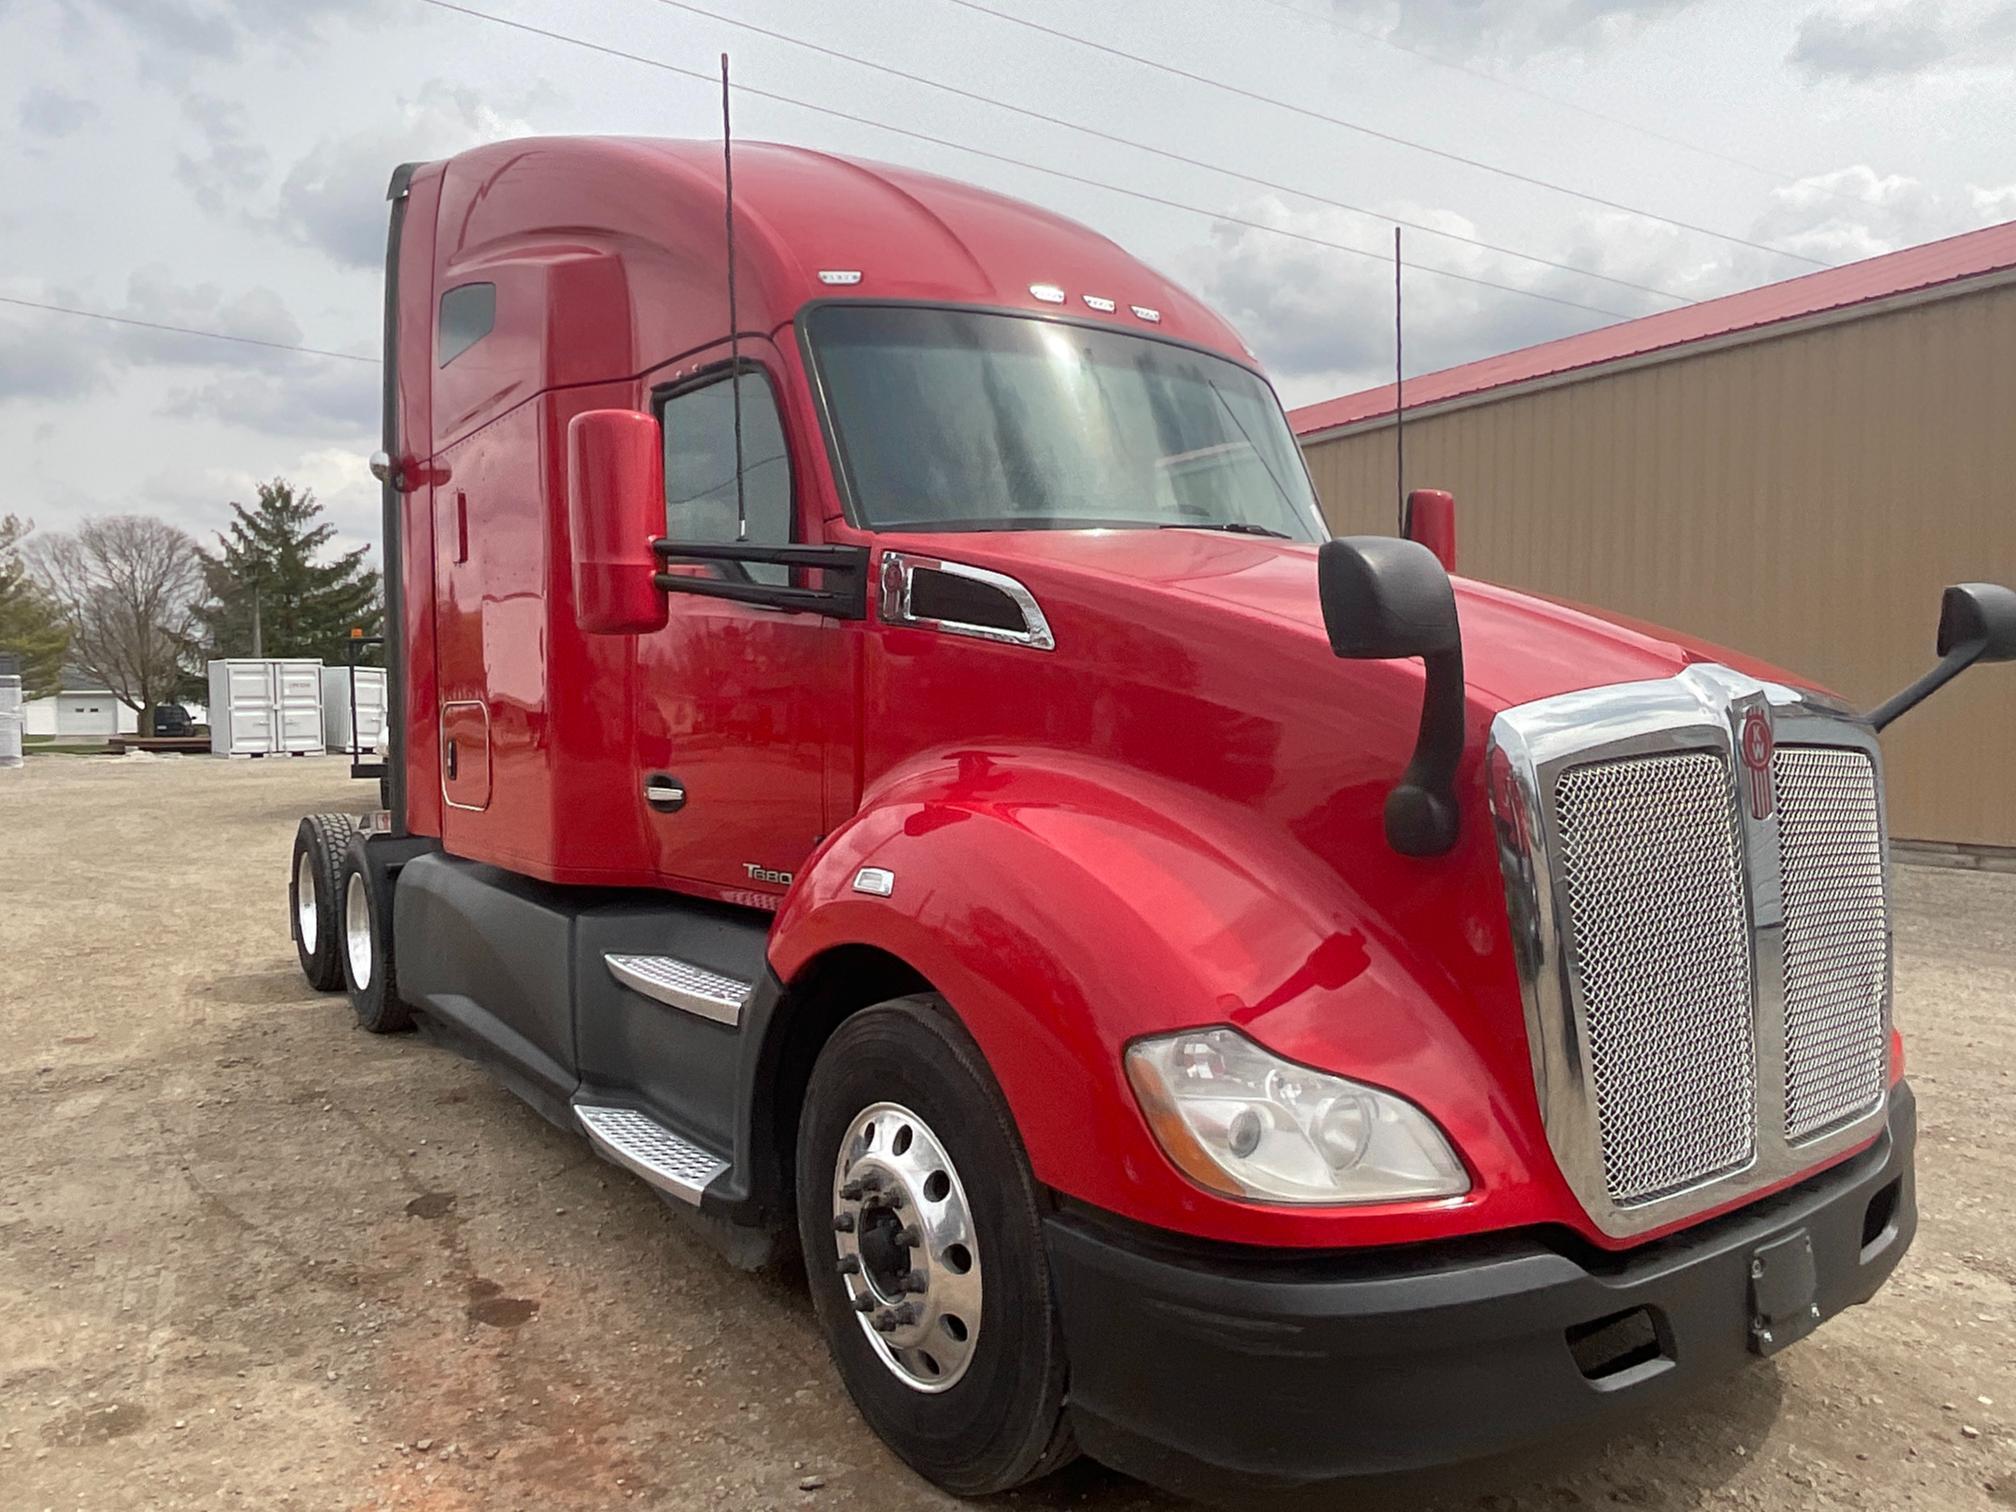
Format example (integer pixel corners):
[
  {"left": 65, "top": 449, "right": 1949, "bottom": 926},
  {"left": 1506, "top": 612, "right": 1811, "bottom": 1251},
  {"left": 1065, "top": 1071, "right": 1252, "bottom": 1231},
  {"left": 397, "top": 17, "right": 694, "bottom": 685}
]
[{"left": 908, "top": 567, "right": 1027, "bottom": 635}]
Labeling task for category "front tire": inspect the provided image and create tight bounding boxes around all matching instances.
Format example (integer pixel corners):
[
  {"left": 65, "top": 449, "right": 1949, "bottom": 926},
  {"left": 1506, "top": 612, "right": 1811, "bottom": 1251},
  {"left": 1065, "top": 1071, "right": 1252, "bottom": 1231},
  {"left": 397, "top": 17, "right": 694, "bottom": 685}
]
[
  {"left": 796, "top": 996, "right": 1074, "bottom": 1495},
  {"left": 338, "top": 842, "right": 411, "bottom": 1033},
  {"left": 290, "top": 814, "right": 356, "bottom": 992}
]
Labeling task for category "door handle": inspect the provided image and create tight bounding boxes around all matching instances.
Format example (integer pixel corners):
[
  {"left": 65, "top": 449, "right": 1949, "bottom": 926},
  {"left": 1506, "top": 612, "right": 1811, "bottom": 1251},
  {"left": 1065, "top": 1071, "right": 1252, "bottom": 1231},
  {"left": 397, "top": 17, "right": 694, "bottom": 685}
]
[
  {"left": 445, "top": 738, "right": 459, "bottom": 780},
  {"left": 643, "top": 774, "right": 687, "bottom": 812}
]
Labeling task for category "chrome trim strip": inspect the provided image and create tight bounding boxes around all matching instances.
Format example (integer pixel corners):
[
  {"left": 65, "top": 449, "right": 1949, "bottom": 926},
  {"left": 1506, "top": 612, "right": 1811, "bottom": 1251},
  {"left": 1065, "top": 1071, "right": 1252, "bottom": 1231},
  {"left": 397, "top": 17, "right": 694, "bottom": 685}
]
[
  {"left": 877, "top": 551, "right": 1057, "bottom": 652},
  {"left": 604, "top": 953, "right": 750, "bottom": 1027},
  {"left": 573, "top": 1102, "right": 728, "bottom": 1205},
  {"left": 1487, "top": 664, "right": 1891, "bottom": 1238}
]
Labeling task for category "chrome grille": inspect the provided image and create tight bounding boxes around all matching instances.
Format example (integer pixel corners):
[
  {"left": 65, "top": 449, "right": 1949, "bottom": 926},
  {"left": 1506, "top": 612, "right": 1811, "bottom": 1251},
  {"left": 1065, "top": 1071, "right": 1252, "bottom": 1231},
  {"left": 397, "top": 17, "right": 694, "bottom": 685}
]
[
  {"left": 1554, "top": 752, "right": 1756, "bottom": 1206},
  {"left": 1774, "top": 747, "right": 1889, "bottom": 1141}
]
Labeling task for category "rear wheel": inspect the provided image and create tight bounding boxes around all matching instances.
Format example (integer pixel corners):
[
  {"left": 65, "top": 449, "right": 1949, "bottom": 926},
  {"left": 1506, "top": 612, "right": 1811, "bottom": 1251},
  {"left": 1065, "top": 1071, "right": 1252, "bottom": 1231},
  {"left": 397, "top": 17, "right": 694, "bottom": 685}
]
[
  {"left": 796, "top": 996, "right": 1074, "bottom": 1495},
  {"left": 289, "top": 814, "right": 356, "bottom": 991},
  {"left": 339, "top": 842, "right": 411, "bottom": 1033}
]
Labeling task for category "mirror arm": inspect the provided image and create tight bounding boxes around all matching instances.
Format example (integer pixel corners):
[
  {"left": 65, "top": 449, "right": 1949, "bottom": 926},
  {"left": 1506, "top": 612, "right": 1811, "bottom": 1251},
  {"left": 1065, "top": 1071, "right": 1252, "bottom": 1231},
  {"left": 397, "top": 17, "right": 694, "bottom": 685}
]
[
  {"left": 1867, "top": 638, "right": 1985, "bottom": 732},
  {"left": 1386, "top": 641, "right": 1466, "bottom": 857}
]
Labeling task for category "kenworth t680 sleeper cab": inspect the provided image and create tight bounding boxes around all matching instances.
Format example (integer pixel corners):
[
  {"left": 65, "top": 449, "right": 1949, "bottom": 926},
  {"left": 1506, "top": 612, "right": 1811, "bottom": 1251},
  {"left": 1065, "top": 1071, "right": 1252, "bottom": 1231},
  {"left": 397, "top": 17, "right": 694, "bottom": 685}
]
[{"left": 284, "top": 137, "right": 2016, "bottom": 1500}]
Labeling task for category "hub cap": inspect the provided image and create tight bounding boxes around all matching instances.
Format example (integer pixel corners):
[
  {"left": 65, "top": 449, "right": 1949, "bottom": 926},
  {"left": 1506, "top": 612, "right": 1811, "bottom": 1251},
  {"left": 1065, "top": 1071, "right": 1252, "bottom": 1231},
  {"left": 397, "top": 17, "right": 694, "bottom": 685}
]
[
  {"left": 295, "top": 850, "right": 318, "bottom": 954},
  {"left": 831, "top": 1102, "right": 982, "bottom": 1392},
  {"left": 344, "top": 872, "right": 372, "bottom": 991}
]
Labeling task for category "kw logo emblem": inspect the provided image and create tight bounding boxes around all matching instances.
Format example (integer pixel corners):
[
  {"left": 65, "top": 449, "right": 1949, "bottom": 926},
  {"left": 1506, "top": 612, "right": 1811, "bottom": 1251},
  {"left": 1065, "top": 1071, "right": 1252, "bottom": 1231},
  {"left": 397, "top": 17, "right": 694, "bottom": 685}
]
[{"left": 1739, "top": 707, "right": 1775, "bottom": 821}]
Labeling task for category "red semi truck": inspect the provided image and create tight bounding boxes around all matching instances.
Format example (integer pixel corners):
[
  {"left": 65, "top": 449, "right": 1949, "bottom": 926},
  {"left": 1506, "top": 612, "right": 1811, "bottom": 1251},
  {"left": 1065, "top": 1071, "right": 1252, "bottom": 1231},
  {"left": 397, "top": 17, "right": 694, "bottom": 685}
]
[{"left": 285, "top": 137, "right": 2014, "bottom": 1499}]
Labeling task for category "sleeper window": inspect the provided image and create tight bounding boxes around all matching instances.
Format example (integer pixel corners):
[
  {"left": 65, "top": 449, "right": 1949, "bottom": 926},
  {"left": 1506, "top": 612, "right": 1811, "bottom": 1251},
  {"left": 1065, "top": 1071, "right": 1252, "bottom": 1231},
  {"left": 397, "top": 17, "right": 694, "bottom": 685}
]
[
  {"left": 437, "top": 282, "right": 496, "bottom": 367},
  {"left": 660, "top": 371, "right": 793, "bottom": 587}
]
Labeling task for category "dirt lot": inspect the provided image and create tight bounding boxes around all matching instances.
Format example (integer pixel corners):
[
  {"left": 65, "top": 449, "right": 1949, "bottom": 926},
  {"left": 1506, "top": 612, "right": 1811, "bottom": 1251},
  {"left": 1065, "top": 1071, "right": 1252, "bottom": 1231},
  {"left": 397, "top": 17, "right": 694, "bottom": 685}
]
[{"left": 0, "top": 755, "right": 2011, "bottom": 1512}]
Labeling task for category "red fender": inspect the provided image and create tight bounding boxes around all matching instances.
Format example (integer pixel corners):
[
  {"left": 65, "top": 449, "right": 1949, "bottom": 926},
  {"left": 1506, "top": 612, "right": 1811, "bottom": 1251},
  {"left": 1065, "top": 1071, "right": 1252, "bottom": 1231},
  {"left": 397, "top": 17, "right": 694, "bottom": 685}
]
[{"left": 768, "top": 747, "right": 1576, "bottom": 1250}]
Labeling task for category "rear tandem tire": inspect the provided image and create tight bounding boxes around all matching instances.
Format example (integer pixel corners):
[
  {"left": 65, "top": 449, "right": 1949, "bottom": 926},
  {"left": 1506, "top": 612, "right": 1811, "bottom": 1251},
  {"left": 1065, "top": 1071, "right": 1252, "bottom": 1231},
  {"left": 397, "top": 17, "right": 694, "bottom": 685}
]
[
  {"left": 338, "top": 841, "right": 412, "bottom": 1034},
  {"left": 795, "top": 995, "right": 1076, "bottom": 1496},
  {"left": 290, "top": 814, "right": 356, "bottom": 992}
]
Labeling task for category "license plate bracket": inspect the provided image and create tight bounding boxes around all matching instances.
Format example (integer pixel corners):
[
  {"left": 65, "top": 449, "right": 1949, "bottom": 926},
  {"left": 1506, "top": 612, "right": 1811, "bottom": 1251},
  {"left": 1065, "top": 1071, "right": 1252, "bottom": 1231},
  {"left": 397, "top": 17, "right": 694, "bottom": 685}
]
[{"left": 1747, "top": 1227, "right": 1820, "bottom": 1356}]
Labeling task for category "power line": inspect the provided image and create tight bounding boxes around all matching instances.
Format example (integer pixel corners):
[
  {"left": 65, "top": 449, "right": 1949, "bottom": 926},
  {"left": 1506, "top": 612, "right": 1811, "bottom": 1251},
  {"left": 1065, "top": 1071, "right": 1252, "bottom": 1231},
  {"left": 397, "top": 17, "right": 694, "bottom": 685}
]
[
  {"left": 413, "top": 0, "right": 1637, "bottom": 319},
  {"left": 1245, "top": 0, "right": 1828, "bottom": 192},
  {"left": 0, "top": 293, "right": 378, "bottom": 363},
  {"left": 647, "top": 0, "right": 1689, "bottom": 305},
  {"left": 941, "top": 0, "right": 1829, "bottom": 269}
]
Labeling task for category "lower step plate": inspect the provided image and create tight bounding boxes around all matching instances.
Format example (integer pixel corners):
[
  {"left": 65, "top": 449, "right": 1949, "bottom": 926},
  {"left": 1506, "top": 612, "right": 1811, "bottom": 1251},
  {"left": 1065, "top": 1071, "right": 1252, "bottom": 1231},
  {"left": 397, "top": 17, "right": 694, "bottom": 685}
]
[{"left": 575, "top": 1102, "right": 729, "bottom": 1206}]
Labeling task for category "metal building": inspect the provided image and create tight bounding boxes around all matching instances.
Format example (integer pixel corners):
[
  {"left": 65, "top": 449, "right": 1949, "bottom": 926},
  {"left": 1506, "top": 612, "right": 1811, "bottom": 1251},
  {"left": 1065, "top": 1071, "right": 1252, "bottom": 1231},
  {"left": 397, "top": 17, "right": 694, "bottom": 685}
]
[{"left": 1292, "top": 222, "right": 2016, "bottom": 851}]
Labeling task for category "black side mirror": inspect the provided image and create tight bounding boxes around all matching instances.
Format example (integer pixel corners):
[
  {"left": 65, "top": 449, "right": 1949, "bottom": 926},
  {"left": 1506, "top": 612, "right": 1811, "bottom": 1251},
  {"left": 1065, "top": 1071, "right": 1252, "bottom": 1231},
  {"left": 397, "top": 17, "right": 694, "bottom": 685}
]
[
  {"left": 1319, "top": 538, "right": 1465, "bottom": 857},
  {"left": 1869, "top": 582, "right": 2016, "bottom": 731}
]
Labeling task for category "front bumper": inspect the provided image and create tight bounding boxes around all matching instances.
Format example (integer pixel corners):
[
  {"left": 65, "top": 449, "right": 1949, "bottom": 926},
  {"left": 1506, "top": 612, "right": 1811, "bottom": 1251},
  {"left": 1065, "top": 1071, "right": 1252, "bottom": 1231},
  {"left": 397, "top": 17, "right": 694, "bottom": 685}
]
[{"left": 1046, "top": 1082, "right": 1915, "bottom": 1500}]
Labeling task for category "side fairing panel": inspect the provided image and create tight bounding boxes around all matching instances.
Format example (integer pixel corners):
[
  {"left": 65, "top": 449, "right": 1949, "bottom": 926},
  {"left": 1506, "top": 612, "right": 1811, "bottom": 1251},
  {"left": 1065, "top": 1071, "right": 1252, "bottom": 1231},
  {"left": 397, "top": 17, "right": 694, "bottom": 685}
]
[
  {"left": 395, "top": 166, "right": 444, "bottom": 839},
  {"left": 430, "top": 386, "right": 650, "bottom": 882}
]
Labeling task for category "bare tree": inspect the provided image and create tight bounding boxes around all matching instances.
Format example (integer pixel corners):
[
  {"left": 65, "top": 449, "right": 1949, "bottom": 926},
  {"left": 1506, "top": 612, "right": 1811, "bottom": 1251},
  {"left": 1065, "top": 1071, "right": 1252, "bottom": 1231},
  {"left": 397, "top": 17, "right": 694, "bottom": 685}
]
[{"left": 29, "top": 515, "right": 205, "bottom": 737}]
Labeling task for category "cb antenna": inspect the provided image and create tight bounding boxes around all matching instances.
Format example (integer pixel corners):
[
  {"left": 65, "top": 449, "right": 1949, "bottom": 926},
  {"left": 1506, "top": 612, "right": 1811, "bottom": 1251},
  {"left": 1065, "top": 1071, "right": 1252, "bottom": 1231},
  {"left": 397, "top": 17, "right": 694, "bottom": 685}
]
[
  {"left": 721, "top": 53, "right": 747, "bottom": 542},
  {"left": 1394, "top": 225, "right": 1406, "bottom": 534}
]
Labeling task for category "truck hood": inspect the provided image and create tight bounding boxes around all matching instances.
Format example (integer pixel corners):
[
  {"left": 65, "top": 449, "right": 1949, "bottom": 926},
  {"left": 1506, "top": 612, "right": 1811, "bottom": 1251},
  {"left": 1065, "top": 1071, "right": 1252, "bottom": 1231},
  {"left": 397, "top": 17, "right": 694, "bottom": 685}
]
[{"left": 882, "top": 526, "right": 1810, "bottom": 712}]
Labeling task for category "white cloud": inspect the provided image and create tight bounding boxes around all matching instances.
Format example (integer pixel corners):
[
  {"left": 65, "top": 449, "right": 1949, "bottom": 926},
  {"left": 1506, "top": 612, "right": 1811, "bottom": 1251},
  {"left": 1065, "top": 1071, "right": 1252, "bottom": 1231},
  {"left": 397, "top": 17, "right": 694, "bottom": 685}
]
[
  {"left": 1787, "top": 0, "right": 2016, "bottom": 82},
  {"left": 0, "top": 269, "right": 357, "bottom": 413},
  {"left": 1191, "top": 164, "right": 2013, "bottom": 406},
  {"left": 175, "top": 94, "right": 270, "bottom": 214},
  {"left": 273, "top": 83, "right": 540, "bottom": 269},
  {"left": 1324, "top": 0, "right": 1704, "bottom": 61},
  {"left": 18, "top": 87, "right": 97, "bottom": 138}
]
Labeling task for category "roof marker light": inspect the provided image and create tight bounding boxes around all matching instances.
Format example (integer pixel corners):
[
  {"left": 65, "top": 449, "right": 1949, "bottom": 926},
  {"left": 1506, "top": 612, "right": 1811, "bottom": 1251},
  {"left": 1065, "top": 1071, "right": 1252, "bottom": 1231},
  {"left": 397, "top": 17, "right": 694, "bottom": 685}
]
[
  {"left": 1030, "top": 283, "right": 1066, "bottom": 304},
  {"left": 1130, "top": 305, "right": 1162, "bottom": 323},
  {"left": 818, "top": 270, "right": 863, "bottom": 285},
  {"left": 1083, "top": 294, "right": 1116, "bottom": 313}
]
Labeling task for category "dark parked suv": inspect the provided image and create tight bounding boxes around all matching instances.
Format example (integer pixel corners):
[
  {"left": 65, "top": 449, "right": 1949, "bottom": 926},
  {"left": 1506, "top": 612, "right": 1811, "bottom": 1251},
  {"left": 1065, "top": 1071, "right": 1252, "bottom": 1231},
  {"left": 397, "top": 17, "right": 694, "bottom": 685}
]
[{"left": 151, "top": 704, "right": 194, "bottom": 737}]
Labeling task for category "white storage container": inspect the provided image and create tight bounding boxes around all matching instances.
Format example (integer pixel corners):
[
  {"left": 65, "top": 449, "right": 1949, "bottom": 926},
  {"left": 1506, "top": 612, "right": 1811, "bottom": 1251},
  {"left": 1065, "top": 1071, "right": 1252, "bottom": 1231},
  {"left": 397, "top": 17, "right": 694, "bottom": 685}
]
[
  {"left": 207, "top": 659, "right": 325, "bottom": 756},
  {"left": 322, "top": 665, "right": 387, "bottom": 755},
  {"left": 0, "top": 675, "right": 22, "bottom": 768}
]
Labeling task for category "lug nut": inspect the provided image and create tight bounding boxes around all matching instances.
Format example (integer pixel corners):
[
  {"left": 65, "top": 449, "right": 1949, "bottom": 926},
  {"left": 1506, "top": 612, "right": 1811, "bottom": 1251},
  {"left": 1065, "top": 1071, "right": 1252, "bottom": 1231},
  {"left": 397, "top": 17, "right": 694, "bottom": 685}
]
[
  {"left": 839, "top": 1180, "right": 865, "bottom": 1201},
  {"left": 836, "top": 1255, "right": 861, "bottom": 1275},
  {"left": 895, "top": 1225, "right": 921, "bottom": 1247},
  {"left": 889, "top": 1303, "right": 919, "bottom": 1326},
  {"left": 885, "top": 1189, "right": 906, "bottom": 1210},
  {"left": 871, "top": 1309, "right": 900, "bottom": 1333},
  {"left": 852, "top": 1295, "right": 876, "bottom": 1314},
  {"left": 899, "top": 1273, "right": 928, "bottom": 1294},
  {"left": 831, "top": 1212, "right": 855, "bottom": 1233}
]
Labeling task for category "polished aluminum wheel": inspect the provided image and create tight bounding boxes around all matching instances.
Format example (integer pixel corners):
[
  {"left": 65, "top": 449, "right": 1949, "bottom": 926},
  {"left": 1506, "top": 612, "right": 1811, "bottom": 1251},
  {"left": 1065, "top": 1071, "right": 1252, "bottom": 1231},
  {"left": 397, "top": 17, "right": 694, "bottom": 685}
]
[
  {"left": 831, "top": 1101, "right": 982, "bottom": 1392},
  {"left": 295, "top": 850, "right": 319, "bottom": 954},
  {"left": 344, "top": 871, "right": 373, "bottom": 991}
]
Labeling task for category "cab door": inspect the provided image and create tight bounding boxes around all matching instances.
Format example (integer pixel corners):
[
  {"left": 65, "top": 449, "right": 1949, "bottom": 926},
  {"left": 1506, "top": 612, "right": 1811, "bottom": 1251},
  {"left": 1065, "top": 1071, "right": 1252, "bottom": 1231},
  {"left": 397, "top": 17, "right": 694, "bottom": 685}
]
[{"left": 633, "top": 352, "right": 845, "bottom": 903}]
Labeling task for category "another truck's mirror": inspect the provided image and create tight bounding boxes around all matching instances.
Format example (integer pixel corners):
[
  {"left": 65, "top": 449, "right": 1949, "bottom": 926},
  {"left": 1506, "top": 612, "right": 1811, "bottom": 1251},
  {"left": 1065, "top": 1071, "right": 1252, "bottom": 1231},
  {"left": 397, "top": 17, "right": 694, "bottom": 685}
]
[
  {"left": 1319, "top": 537, "right": 1466, "bottom": 857},
  {"left": 567, "top": 409, "right": 669, "bottom": 636},
  {"left": 1868, "top": 581, "right": 2016, "bottom": 730},
  {"left": 1401, "top": 488, "right": 1457, "bottom": 573}
]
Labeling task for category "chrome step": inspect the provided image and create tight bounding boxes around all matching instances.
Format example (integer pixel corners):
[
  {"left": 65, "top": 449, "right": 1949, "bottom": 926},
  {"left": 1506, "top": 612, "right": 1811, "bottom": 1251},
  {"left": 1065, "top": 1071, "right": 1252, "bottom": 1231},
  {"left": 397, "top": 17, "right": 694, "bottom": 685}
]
[
  {"left": 604, "top": 953, "right": 751, "bottom": 1027},
  {"left": 574, "top": 1102, "right": 729, "bottom": 1206}
]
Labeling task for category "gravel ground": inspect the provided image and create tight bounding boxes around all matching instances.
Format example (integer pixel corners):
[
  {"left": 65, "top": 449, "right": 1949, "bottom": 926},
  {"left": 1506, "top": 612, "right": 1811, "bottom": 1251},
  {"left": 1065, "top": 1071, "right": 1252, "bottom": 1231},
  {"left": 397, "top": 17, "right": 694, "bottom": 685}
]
[{"left": 0, "top": 754, "right": 2010, "bottom": 1512}]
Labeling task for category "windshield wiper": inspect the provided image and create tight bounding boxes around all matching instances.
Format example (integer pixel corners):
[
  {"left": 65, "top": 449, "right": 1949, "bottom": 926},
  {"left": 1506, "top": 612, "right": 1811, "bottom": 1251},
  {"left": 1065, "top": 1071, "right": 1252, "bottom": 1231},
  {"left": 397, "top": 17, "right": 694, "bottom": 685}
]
[{"left": 1161, "top": 521, "right": 1294, "bottom": 539}]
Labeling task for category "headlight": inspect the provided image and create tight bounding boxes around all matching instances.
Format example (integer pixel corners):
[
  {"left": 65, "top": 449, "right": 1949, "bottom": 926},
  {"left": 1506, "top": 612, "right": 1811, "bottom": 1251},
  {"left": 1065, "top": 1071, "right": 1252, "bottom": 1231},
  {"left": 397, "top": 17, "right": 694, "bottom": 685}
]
[{"left": 1125, "top": 1027, "right": 1468, "bottom": 1205}]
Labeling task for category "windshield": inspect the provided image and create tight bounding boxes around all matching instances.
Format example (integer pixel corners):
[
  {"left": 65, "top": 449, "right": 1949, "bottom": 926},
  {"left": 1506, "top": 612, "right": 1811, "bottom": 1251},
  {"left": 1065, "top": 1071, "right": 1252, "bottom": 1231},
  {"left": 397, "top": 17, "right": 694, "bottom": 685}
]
[{"left": 807, "top": 305, "right": 1327, "bottom": 540}]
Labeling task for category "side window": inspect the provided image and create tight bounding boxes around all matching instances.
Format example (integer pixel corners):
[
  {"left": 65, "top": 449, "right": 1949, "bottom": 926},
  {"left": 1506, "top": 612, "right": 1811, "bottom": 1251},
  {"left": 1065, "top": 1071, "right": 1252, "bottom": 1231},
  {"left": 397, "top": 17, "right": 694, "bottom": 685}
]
[
  {"left": 437, "top": 282, "right": 495, "bottom": 368},
  {"left": 660, "top": 370, "right": 793, "bottom": 587}
]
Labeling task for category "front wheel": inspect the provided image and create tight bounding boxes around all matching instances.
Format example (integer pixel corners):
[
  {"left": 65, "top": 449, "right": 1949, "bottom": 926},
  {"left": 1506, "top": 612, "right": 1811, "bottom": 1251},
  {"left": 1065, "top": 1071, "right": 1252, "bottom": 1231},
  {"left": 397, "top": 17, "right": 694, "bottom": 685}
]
[{"left": 795, "top": 996, "right": 1074, "bottom": 1495}]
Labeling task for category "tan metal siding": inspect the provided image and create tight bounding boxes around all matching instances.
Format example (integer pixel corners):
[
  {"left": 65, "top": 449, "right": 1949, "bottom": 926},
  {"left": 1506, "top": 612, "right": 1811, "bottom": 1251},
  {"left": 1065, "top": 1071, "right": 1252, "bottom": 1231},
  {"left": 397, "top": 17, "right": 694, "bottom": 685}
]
[{"left": 1301, "top": 281, "right": 2016, "bottom": 847}]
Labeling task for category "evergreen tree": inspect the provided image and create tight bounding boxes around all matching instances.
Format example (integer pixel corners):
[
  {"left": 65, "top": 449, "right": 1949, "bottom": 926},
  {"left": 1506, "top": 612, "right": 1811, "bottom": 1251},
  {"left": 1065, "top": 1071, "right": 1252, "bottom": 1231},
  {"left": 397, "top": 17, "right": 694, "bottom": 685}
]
[
  {"left": 192, "top": 480, "right": 382, "bottom": 665},
  {"left": 0, "top": 514, "right": 70, "bottom": 696}
]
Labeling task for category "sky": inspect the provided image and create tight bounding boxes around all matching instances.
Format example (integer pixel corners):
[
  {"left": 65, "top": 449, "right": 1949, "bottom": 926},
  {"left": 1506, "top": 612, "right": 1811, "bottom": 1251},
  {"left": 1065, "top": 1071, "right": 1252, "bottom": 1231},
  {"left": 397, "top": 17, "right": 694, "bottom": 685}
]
[{"left": 3, "top": 0, "right": 2013, "bottom": 566}]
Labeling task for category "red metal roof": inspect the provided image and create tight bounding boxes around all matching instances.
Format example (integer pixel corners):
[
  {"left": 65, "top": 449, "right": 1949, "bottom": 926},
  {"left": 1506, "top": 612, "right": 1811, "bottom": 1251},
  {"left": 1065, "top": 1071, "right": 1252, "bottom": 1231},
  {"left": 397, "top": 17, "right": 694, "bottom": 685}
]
[{"left": 1289, "top": 218, "right": 2016, "bottom": 437}]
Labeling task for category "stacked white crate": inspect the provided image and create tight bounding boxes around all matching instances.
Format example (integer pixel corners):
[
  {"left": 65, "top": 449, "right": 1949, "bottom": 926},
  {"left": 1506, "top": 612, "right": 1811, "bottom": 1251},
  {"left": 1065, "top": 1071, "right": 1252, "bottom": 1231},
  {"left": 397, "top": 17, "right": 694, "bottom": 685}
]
[
  {"left": 206, "top": 660, "right": 325, "bottom": 756},
  {"left": 322, "top": 665, "right": 387, "bottom": 755},
  {"left": 0, "top": 674, "right": 22, "bottom": 768}
]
